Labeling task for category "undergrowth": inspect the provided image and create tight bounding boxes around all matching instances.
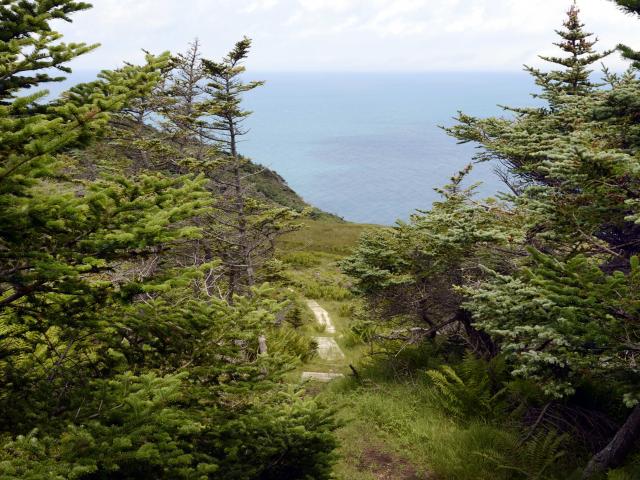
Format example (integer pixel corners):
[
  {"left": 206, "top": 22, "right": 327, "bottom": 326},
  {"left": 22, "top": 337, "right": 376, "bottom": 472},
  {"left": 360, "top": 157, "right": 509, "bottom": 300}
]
[
  {"left": 277, "top": 220, "right": 640, "bottom": 480},
  {"left": 320, "top": 346, "right": 586, "bottom": 480}
]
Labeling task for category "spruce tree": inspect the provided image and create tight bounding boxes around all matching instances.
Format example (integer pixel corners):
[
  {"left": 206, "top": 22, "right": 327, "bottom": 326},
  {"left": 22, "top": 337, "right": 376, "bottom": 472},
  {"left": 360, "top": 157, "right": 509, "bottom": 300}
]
[
  {"left": 1, "top": 3, "right": 338, "bottom": 478},
  {"left": 342, "top": 166, "right": 521, "bottom": 357},
  {"left": 610, "top": 0, "right": 640, "bottom": 67},
  {"left": 526, "top": 1, "right": 612, "bottom": 97},
  {"left": 162, "top": 39, "right": 221, "bottom": 168},
  {"left": 447, "top": 3, "right": 640, "bottom": 476},
  {"left": 200, "top": 39, "right": 300, "bottom": 298},
  {"left": 346, "top": 3, "right": 640, "bottom": 477},
  {"left": 0, "top": 1, "right": 199, "bottom": 313},
  {"left": 98, "top": 39, "right": 302, "bottom": 299},
  {"left": 0, "top": 0, "right": 95, "bottom": 98},
  {"left": 200, "top": 38, "right": 262, "bottom": 295},
  {"left": 447, "top": 4, "right": 638, "bottom": 259}
]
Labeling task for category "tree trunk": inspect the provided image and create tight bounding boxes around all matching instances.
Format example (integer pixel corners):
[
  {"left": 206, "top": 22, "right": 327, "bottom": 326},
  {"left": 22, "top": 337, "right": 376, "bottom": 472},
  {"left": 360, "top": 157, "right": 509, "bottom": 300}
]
[
  {"left": 417, "top": 299, "right": 437, "bottom": 339},
  {"left": 582, "top": 404, "right": 640, "bottom": 478},
  {"left": 232, "top": 157, "right": 254, "bottom": 290},
  {"left": 258, "top": 335, "right": 268, "bottom": 355},
  {"left": 258, "top": 335, "right": 268, "bottom": 376},
  {"left": 228, "top": 108, "right": 254, "bottom": 292},
  {"left": 227, "top": 266, "right": 237, "bottom": 304},
  {"left": 458, "top": 309, "right": 498, "bottom": 359}
]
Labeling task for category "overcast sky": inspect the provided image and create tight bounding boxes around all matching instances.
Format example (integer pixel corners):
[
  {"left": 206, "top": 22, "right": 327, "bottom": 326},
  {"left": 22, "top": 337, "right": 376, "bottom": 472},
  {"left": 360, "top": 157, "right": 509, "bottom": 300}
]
[{"left": 57, "top": 0, "right": 640, "bottom": 72}]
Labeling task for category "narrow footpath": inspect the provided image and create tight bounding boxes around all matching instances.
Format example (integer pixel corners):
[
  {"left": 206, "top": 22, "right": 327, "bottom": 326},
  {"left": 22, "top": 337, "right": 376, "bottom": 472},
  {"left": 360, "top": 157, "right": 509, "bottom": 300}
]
[{"left": 301, "top": 300, "right": 346, "bottom": 382}]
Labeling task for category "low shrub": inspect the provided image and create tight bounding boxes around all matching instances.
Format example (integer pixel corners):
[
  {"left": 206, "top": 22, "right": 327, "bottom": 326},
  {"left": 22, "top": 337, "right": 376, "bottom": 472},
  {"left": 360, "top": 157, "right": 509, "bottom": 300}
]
[{"left": 282, "top": 252, "right": 322, "bottom": 268}]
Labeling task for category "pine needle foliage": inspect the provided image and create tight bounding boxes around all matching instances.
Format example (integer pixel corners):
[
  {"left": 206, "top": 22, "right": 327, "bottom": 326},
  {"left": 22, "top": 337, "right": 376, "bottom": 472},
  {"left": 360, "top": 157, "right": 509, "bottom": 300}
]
[
  {"left": 342, "top": 166, "right": 523, "bottom": 356},
  {"left": 609, "top": 1, "right": 640, "bottom": 67},
  {"left": 526, "top": 2, "right": 612, "bottom": 98},
  {"left": 343, "top": 2, "right": 640, "bottom": 476},
  {"left": 0, "top": 3, "right": 338, "bottom": 478}
]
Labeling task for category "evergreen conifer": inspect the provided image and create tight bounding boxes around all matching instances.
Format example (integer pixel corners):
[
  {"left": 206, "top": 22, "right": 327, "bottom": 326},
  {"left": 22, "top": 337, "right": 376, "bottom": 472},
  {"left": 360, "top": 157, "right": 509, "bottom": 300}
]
[
  {"left": 0, "top": 3, "right": 337, "bottom": 478},
  {"left": 526, "top": 2, "right": 612, "bottom": 97}
]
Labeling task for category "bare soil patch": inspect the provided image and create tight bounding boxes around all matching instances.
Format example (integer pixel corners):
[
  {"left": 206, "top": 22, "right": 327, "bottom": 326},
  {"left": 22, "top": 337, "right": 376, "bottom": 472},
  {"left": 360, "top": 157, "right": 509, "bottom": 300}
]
[{"left": 358, "top": 446, "right": 427, "bottom": 480}]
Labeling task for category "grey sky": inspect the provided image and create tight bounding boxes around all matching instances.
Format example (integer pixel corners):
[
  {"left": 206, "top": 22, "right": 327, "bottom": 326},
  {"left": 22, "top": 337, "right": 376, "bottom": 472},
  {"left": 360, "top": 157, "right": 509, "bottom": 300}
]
[{"left": 57, "top": 0, "right": 640, "bottom": 72}]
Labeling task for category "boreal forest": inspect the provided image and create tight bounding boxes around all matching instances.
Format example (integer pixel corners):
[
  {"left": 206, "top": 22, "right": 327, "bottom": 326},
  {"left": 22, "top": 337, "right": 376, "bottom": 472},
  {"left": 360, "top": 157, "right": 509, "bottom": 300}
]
[{"left": 2, "top": 1, "right": 640, "bottom": 479}]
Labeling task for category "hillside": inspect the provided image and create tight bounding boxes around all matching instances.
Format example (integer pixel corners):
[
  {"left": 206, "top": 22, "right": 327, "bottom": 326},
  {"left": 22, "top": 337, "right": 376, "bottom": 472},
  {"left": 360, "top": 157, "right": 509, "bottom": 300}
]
[
  {"left": 76, "top": 132, "right": 332, "bottom": 216},
  {"left": 244, "top": 160, "right": 309, "bottom": 211},
  {"left": 242, "top": 161, "right": 344, "bottom": 221}
]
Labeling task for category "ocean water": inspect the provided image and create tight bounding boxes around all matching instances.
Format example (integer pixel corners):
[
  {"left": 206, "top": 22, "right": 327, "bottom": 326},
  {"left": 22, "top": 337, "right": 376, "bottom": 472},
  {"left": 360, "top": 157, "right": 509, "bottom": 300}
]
[
  {"left": 49, "top": 71, "right": 539, "bottom": 225},
  {"left": 241, "top": 72, "right": 538, "bottom": 225}
]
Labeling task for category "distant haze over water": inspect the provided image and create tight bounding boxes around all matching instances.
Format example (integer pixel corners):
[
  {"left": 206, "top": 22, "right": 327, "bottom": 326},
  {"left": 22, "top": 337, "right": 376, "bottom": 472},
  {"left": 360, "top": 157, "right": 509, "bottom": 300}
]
[
  {"left": 242, "top": 72, "right": 538, "bottom": 224},
  {"left": 52, "top": 71, "right": 540, "bottom": 224}
]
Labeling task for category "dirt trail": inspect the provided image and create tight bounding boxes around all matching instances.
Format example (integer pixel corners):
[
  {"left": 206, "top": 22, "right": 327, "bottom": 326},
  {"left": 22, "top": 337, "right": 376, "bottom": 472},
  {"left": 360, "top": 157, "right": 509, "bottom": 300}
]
[
  {"left": 302, "top": 300, "right": 345, "bottom": 382},
  {"left": 306, "top": 300, "right": 336, "bottom": 333},
  {"left": 314, "top": 336, "right": 345, "bottom": 361}
]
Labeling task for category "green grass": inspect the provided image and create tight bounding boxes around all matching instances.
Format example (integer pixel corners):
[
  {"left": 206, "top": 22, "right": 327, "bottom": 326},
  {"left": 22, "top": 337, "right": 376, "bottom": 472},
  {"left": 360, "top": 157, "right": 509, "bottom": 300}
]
[
  {"left": 279, "top": 219, "right": 378, "bottom": 257},
  {"left": 321, "top": 365, "right": 584, "bottom": 480},
  {"left": 322, "top": 378, "right": 508, "bottom": 480}
]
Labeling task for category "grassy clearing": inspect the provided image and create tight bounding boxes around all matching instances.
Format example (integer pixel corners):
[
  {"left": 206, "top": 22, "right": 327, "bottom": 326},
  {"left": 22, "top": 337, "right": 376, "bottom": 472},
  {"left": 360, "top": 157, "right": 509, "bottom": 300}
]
[
  {"left": 321, "top": 367, "right": 536, "bottom": 480},
  {"left": 318, "top": 344, "right": 599, "bottom": 480},
  {"left": 324, "top": 378, "right": 504, "bottom": 480},
  {"left": 278, "top": 218, "right": 378, "bottom": 257}
]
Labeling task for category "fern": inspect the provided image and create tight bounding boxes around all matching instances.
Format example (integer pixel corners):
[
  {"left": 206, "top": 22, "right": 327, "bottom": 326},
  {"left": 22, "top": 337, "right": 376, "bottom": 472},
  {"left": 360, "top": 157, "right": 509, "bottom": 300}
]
[
  {"left": 606, "top": 451, "right": 640, "bottom": 480},
  {"left": 268, "top": 326, "right": 318, "bottom": 362},
  {"left": 426, "top": 366, "right": 470, "bottom": 419},
  {"left": 607, "top": 470, "right": 637, "bottom": 480},
  {"left": 475, "top": 429, "right": 567, "bottom": 480},
  {"left": 425, "top": 354, "right": 507, "bottom": 421}
]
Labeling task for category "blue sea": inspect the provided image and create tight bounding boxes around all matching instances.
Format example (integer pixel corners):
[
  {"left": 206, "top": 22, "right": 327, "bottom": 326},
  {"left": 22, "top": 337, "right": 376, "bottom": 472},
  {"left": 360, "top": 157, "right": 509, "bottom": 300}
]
[
  {"left": 52, "top": 71, "right": 539, "bottom": 224},
  {"left": 242, "top": 72, "right": 538, "bottom": 224}
]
